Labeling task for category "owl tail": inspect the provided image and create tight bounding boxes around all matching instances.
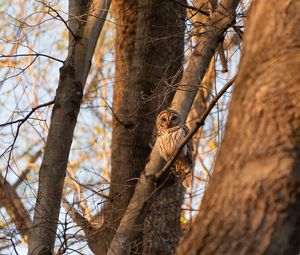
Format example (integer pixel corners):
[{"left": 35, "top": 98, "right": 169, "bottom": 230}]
[
  {"left": 182, "top": 173, "right": 192, "bottom": 188},
  {"left": 175, "top": 161, "right": 192, "bottom": 188}
]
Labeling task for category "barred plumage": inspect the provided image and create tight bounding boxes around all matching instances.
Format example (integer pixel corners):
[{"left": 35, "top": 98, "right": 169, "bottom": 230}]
[{"left": 156, "top": 109, "right": 194, "bottom": 187}]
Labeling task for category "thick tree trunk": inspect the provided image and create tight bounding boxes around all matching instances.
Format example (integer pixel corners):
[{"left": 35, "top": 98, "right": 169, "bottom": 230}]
[
  {"left": 100, "top": 1, "right": 139, "bottom": 250},
  {"left": 177, "top": 1, "right": 300, "bottom": 254},
  {"left": 28, "top": 1, "right": 111, "bottom": 254},
  {"left": 100, "top": 0, "right": 185, "bottom": 253},
  {"left": 142, "top": 180, "right": 183, "bottom": 255},
  {"left": 139, "top": 1, "right": 185, "bottom": 254}
]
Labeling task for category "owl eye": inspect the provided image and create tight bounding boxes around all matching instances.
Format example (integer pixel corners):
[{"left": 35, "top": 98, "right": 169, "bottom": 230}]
[
  {"left": 162, "top": 117, "right": 167, "bottom": 121},
  {"left": 171, "top": 115, "right": 177, "bottom": 121}
]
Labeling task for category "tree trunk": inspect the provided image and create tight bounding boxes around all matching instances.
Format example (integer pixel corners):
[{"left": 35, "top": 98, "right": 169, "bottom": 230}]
[
  {"left": 139, "top": 1, "right": 185, "bottom": 254},
  {"left": 177, "top": 0, "right": 300, "bottom": 254},
  {"left": 100, "top": 0, "right": 185, "bottom": 253},
  {"left": 28, "top": 1, "right": 111, "bottom": 254},
  {"left": 142, "top": 180, "right": 183, "bottom": 255}
]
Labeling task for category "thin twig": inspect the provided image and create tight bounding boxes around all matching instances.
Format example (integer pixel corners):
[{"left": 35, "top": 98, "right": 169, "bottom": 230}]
[
  {"left": 12, "top": 149, "right": 43, "bottom": 189},
  {"left": 171, "top": 0, "right": 210, "bottom": 16},
  {"left": 0, "top": 55, "right": 38, "bottom": 85},
  {"left": 0, "top": 99, "right": 55, "bottom": 127},
  {"left": 44, "top": 2, "right": 77, "bottom": 39},
  {"left": 233, "top": 25, "right": 244, "bottom": 39},
  {"left": 1, "top": 99, "right": 55, "bottom": 180},
  {"left": 0, "top": 53, "right": 64, "bottom": 63}
]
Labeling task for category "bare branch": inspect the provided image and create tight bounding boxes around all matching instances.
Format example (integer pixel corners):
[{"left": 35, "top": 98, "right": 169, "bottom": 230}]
[
  {"left": 218, "top": 41, "right": 228, "bottom": 72},
  {"left": 1, "top": 99, "right": 54, "bottom": 181},
  {"left": 28, "top": 0, "right": 112, "bottom": 253},
  {"left": 0, "top": 174, "right": 32, "bottom": 239},
  {"left": 171, "top": 0, "right": 210, "bottom": 16},
  {"left": 63, "top": 199, "right": 95, "bottom": 234},
  {"left": 42, "top": 2, "right": 77, "bottom": 39},
  {"left": 0, "top": 99, "right": 55, "bottom": 128},
  {"left": 0, "top": 53, "right": 64, "bottom": 63}
]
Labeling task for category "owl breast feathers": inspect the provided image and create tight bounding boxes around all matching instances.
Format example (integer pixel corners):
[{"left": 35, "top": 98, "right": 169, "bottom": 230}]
[{"left": 156, "top": 109, "right": 194, "bottom": 187}]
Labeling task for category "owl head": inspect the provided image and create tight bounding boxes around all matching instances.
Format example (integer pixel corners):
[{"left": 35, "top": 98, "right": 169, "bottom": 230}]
[{"left": 156, "top": 109, "right": 181, "bottom": 132}]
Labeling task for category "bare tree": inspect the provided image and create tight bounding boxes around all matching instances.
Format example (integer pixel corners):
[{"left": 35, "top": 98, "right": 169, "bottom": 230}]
[
  {"left": 177, "top": 0, "right": 300, "bottom": 254},
  {"left": 28, "top": 1, "right": 111, "bottom": 254}
]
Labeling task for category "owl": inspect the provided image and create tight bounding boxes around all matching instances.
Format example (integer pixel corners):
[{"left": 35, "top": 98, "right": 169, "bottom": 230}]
[{"left": 156, "top": 109, "right": 194, "bottom": 187}]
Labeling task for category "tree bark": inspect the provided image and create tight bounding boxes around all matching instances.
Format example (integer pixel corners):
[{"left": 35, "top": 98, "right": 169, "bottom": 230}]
[
  {"left": 107, "top": 1, "right": 239, "bottom": 254},
  {"left": 99, "top": 0, "right": 185, "bottom": 254},
  {"left": 142, "top": 180, "right": 183, "bottom": 255},
  {"left": 177, "top": 0, "right": 300, "bottom": 254},
  {"left": 139, "top": 1, "right": 185, "bottom": 254},
  {"left": 28, "top": 1, "right": 111, "bottom": 254}
]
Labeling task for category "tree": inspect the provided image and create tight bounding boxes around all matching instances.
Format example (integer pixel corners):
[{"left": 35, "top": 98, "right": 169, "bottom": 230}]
[
  {"left": 177, "top": 0, "right": 300, "bottom": 254},
  {"left": 27, "top": 1, "right": 111, "bottom": 254}
]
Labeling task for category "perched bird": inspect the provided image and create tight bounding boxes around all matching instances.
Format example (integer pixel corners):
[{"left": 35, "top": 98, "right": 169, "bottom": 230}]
[{"left": 156, "top": 109, "right": 194, "bottom": 187}]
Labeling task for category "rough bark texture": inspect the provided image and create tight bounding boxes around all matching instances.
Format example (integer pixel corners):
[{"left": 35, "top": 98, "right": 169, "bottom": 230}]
[
  {"left": 28, "top": 1, "right": 111, "bottom": 254},
  {"left": 139, "top": 1, "right": 185, "bottom": 254},
  {"left": 177, "top": 1, "right": 300, "bottom": 254},
  {"left": 101, "top": 2, "right": 139, "bottom": 250},
  {"left": 142, "top": 180, "right": 183, "bottom": 255},
  {"left": 107, "top": 1, "right": 239, "bottom": 254},
  {"left": 100, "top": 0, "right": 185, "bottom": 254}
]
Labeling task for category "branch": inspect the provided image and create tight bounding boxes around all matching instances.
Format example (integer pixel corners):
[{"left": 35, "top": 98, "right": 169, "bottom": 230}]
[
  {"left": 63, "top": 200, "right": 102, "bottom": 255},
  {"left": 0, "top": 174, "right": 32, "bottom": 239},
  {"left": 0, "top": 53, "right": 64, "bottom": 63},
  {"left": 0, "top": 99, "right": 55, "bottom": 127},
  {"left": 43, "top": 2, "right": 77, "bottom": 39},
  {"left": 28, "top": 0, "right": 112, "bottom": 253},
  {"left": 63, "top": 199, "right": 95, "bottom": 234},
  {"left": 68, "top": 174, "right": 111, "bottom": 200},
  {"left": 171, "top": 0, "right": 238, "bottom": 117},
  {"left": 1, "top": 99, "right": 54, "bottom": 180},
  {"left": 218, "top": 41, "right": 228, "bottom": 73},
  {"left": 170, "top": 0, "right": 210, "bottom": 16},
  {"left": 233, "top": 25, "right": 244, "bottom": 39},
  {"left": 0, "top": 55, "right": 38, "bottom": 85}
]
